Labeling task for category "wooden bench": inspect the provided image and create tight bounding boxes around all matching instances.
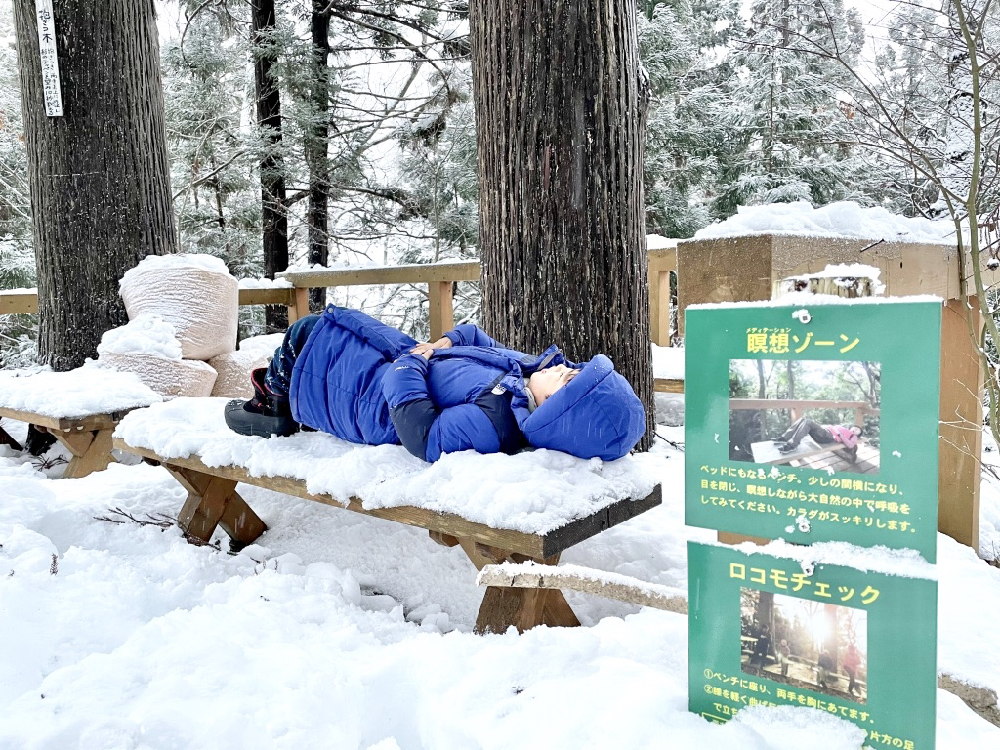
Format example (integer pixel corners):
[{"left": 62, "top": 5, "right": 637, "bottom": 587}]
[
  {"left": 112, "top": 436, "right": 662, "bottom": 634},
  {"left": 0, "top": 406, "right": 130, "bottom": 478},
  {"left": 750, "top": 438, "right": 855, "bottom": 466}
]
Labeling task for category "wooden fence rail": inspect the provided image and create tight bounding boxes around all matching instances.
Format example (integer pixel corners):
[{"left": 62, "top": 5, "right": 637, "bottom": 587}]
[{"left": 0, "top": 250, "right": 680, "bottom": 346}]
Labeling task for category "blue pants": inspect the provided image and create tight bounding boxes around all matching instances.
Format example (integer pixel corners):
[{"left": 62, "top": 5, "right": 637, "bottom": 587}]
[{"left": 264, "top": 314, "right": 321, "bottom": 400}]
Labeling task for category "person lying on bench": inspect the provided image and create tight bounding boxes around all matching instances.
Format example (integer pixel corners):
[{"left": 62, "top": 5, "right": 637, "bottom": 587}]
[
  {"left": 225, "top": 306, "right": 646, "bottom": 462},
  {"left": 772, "top": 418, "right": 861, "bottom": 462}
]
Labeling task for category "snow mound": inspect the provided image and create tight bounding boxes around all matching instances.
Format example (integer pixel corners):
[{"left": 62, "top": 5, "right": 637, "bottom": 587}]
[
  {"left": 238, "top": 333, "right": 284, "bottom": 359},
  {"left": 0, "top": 362, "right": 161, "bottom": 417},
  {"left": 652, "top": 343, "right": 684, "bottom": 380},
  {"left": 237, "top": 276, "right": 292, "bottom": 289},
  {"left": 694, "top": 201, "right": 955, "bottom": 245},
  {"left": 120, "top": 253, "right": 230, "bottom": 278},
  {"left": 114, "top": 397, "right": 662, "bottom": 535},
  {"left": 97, "top": 314, "right": 183, "bottom": 360}
]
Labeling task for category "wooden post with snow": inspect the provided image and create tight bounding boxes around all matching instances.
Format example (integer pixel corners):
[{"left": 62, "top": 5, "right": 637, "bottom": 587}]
[{"left": 677, "top": 231, "right": 992, "bottom": 551}]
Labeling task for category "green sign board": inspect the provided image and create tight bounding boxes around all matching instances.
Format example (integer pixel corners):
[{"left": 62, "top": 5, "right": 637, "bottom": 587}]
[
  {"left": 688, "top": 542, "right": 937, "bottom": 749},
  {"left": 685, "top": 300, "right": 941, "bottom": 561}
]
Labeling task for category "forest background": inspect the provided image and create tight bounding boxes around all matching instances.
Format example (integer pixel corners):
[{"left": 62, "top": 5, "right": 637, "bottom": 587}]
[{"left": 0, "top": 0, "right": 990, "bottom": 364}]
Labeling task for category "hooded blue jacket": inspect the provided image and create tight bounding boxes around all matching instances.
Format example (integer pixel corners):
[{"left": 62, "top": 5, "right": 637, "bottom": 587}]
[{"left": 289, "top": 307, "right": 646, "bottom": 462}]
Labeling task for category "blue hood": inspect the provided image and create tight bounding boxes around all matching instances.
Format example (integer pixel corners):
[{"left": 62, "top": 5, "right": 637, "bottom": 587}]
[{"left": 512, "top": 354, "right": 646, "bottom": 460}]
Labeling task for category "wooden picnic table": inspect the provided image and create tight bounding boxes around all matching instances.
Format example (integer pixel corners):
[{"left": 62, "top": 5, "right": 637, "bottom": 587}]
[
  {"left": 112, "top": 436, "right": 663, "bottom": 634},
  {"left": 0, "top": 406, "right": 130, "bottom": 478}
]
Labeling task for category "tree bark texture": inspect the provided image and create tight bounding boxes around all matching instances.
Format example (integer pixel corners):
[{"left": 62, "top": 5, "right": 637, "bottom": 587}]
[
  {"left": 13, "top": 0, "right": 176, "bottom": 370},
  {"left": 470, "top": 0, "right": 654, "bottom": 449},
  {"left": 252, "top": 0, "right": 289, "bottom": 331},
  {"left": 307, "top": 3, "right": 331, "bottom": 313}
]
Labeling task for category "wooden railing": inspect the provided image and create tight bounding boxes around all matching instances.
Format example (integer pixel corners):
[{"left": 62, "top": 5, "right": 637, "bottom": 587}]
[
  {"left": 0, "top": 251, "right": 682, "bottom": 391},
  {"left": 730, "top": 399, "right": 880, "bottom": 427},
  {"left": 0, "top": 286, "right": 298, "bottom": 316},
  {"left": 1, "top": 252, "right": 678, "bottom": 345}
]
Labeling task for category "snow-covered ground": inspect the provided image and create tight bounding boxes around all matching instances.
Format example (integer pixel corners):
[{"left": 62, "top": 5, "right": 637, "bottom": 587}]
[{"left": 1, "top": 417, "right": 998, "bottom": 749}]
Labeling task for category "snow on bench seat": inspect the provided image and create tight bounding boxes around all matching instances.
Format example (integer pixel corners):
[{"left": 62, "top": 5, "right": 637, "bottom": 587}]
[
  {"left": 113, "top": 397, "right": 662, "bottom": 633},
  {"left": 0, "top": 363, "right": 161, "bottom": 421},
  {"left": 0, "top": 364, "right": 161, "bottom": 478},
  {"left": 113, "top": 397, "right": 660, "bottom": 537}
]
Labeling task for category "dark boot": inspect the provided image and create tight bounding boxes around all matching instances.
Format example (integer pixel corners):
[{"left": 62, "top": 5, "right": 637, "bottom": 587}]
[
  {"left": 224, "top": 369, "right": 299, "bottom": 438},
  {"left": 25, "top": 424, "right": 58, "bottom": 456}
]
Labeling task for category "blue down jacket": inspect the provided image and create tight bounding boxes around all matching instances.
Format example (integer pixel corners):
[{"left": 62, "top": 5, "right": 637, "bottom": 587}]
[{"left": 289, "top": 306, "right": 646, "bottom": 462}]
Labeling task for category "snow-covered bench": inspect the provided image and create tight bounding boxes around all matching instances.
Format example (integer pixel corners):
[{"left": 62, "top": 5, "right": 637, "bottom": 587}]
[
  {"left": 112, "top": 397, "right": 663, "bottom": 634},
  {"left": 0, "top": 365, "right": 161, "bottom": 478}
]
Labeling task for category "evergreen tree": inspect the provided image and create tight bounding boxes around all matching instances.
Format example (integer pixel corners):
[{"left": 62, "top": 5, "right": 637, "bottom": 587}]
[
  {"left": 162, "top": 6, "right": 259, "bottom": 273},
  {"left": 639, "top": 0, "right": 743, "bottom": 237},
  {"left": 0, "top": 5, "right": 35, "bottom": 366},
  {"left": 720, "top": 0, "right": 869, "bottom": 213}
]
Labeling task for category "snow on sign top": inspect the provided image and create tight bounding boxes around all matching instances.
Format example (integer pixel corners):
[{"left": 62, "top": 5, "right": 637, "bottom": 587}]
[
  {"left": 0, "top": 363, "right": 161, "bottom": 418},
  {"left": 114, "top": 398, "right": 661, "bottom": 535},
  {"left": 694, "top": 200, "right": 955, "bottom": 245}
]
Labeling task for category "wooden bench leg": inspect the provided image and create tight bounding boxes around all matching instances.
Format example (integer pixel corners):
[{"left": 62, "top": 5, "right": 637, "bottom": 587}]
[
  {"left": 59, "top": 428, "right": 115, "bottom": 478},
  {"left": 453, "top": 539, "right": 582, "bottom": 634},
  {"left": 0, "top": 422, "right": 23, "bottom": 451},
  {"left": 475, "top": 586, "right": 581, "bottom": 634},
  {"left": 166, "top": 465, "right": 267, "bottom": 548}
]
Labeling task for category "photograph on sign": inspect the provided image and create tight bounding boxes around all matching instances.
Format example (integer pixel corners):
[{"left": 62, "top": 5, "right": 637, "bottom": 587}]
[
  {"left": 728, "top": 358, "right": 880, "bottom": 476},
  {"left": 688, "top": 542, "right": 937, "bottom": 749},
  {"left": 684, "top": 301, "right": 940, "bottom": 559},
  {"left": 740, "top": 587, "right": 868, "bottom": 703}
]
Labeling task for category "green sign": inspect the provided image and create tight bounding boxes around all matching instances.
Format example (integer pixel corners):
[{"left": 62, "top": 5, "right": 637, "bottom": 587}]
[
  {"left": 685, "top": 300, "right": 941, "bottom": 561},
  {"left": 688, "top": 542, "right": 937, "bottom": 749}
]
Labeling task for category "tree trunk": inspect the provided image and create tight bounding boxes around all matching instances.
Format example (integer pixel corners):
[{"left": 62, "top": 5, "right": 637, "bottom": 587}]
[
  {"left": 252, "top": 0, "right": 289, "bottom": 332},
  {"left": 307, "top": 2, "right": 331, "bottom": 313},
  {"left": 470, "top": 0, "right": 654, "bottom": 449},
  {"left": 13, "top": 0, "right": 176, "bottom": 370}
]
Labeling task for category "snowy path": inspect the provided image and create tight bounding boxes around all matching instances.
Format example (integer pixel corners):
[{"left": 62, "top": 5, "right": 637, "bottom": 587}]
[{"left": 0, "top": 425, "right": 998, "bottom": 749}]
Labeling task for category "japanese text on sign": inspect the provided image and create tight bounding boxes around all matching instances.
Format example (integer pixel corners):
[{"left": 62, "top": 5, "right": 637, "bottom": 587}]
[
  {"left": 746, "top": 327, "right": 860, "bottom": 354},
  {"left": 35, "top": 0, "right": 63, "bottom": 117},
  {"left": 728, "top": 562, "right": 881, "bottom": 604}
]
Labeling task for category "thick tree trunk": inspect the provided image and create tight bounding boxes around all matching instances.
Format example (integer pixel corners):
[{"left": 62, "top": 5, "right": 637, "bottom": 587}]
[
  {"left": 252, "top": 0, "right": 289, "bottom": 332},
  {"left": 13, "top": 0, "right": 176, "bottom": 370},
  {"left": 307, "top": 3, "right": 331, "bottom": 313},
  {"left": 470, "top": 0, "right": 654, "bottom": 449}
]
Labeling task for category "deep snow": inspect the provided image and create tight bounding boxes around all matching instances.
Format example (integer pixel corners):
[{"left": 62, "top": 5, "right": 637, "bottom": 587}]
[{"left": 1, "top": 416, "right": 998, "bottom": 749}]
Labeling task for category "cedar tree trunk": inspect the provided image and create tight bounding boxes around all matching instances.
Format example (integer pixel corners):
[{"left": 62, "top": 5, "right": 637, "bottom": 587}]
[
  {"left": 13, "top": 0, "right": 176, "bottom": 370},
  {"left": 470, "top": 0, "right": 654, "bottom": 449},
  {"left": 253, "top": 0, "right": 289, "bottom": 332}
]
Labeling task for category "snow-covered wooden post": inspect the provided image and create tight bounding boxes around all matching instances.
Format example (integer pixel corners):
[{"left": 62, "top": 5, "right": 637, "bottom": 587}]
[
  {"left": 647, "top": 235, "right": 678, "bottom": 347},
  {"left": 677, "top": 230, "right": 989, "bottom": 550}
]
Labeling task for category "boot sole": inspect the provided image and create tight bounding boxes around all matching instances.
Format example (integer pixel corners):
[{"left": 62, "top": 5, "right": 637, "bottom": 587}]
[{"left": 224, "top": 399, "right": 299, "bottom": 438}]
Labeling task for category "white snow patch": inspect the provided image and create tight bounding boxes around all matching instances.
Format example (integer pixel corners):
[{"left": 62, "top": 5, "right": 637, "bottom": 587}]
[
  {"left": 0, "top": 363, "right": 161, "bottom": 417},
  {"left": 652, "top": 343, "right": 684, "bottom": 380},
  {"left": 237, "top": 276, "right": 293, "bottom": 289},
  {"left": 97, "top": 314, "right": 183, "bottom": 360},
  {"left": 694, "top": 201, "right": 956, "bottom": 244},
  {"left": 119, "top": 252, "right": 230, "bottom": 286}
]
